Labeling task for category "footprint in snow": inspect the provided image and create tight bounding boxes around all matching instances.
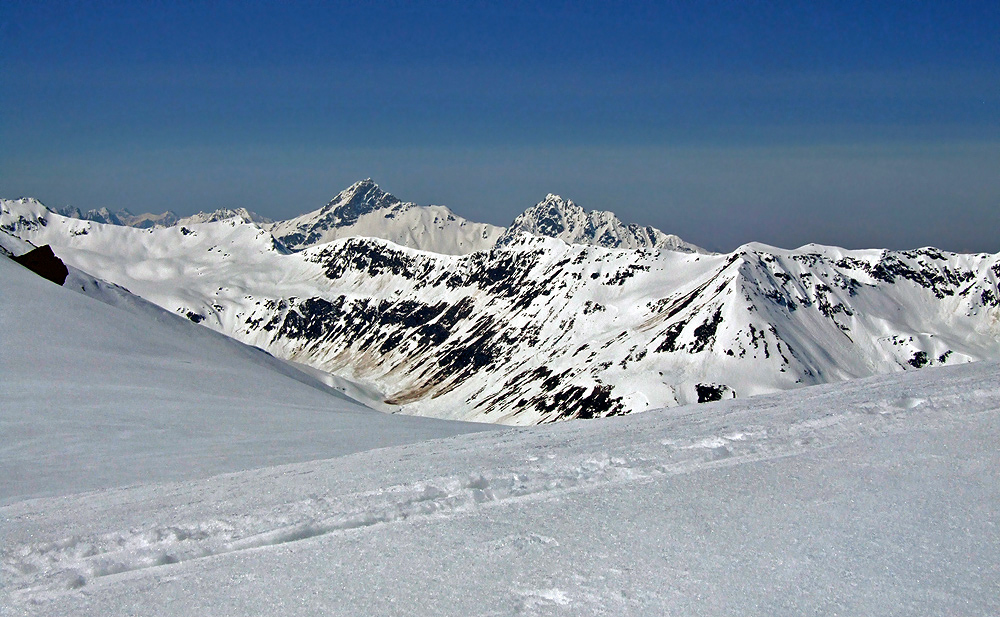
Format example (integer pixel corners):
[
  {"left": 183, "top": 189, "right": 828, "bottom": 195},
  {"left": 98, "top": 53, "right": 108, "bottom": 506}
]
[
  {"left": 518, "top": 587, "right": 572, "bottom": 611},
  {"left": 892, "top": 396, "right": 927, "bottom": 409},
  {"left": 491, "top": 533, "right": 559, "bottom": 552}
]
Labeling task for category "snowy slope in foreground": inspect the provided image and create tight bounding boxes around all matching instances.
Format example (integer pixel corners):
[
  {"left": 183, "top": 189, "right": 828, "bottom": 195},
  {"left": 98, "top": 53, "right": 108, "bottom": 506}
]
[
  {"left": 4, "top": 352, "right": 999, "bottom": 615},
  {"left": 0, "top": 255, "right": 491, "bottom": 504}
]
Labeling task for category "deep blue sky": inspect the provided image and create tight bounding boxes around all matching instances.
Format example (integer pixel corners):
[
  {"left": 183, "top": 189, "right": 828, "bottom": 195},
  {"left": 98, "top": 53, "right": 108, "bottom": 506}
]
[{"left": 3, "top": 1, "right": 998, "bottom": 252}]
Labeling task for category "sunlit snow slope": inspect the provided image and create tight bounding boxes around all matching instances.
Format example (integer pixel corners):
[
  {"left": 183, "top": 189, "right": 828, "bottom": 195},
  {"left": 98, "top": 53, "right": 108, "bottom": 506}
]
[{"left": 0, "top": 252, "right": 491, "bottom": 504}]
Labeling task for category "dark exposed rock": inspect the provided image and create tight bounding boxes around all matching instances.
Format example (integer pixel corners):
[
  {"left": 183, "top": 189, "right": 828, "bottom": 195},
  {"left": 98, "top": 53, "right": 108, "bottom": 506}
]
[
  {"left": 908, "top": 351, "right": 929, "bottom": 368},
  {"left": 654, "top": 321, "right": 686, "bottom": 353},
  {"left": 690, "top": 308, "right": 723, "bottom": 353},
  {"left": 12, "top": 245, "right": 68, "bottom": 285},
  {"left": 695, "top": 383, "right": 734, "bottom": 403}
]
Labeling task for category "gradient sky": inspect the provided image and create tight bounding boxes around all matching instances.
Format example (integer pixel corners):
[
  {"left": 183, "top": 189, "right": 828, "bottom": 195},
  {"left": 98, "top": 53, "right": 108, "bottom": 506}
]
[{"left": 3, "top": 1, "right": 998, "bottom": 252}]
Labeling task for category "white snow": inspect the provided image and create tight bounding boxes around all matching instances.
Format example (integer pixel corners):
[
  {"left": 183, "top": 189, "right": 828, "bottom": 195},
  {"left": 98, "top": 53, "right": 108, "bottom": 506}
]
[
  {"left": 0, "top": 255, "right": 492, "bottom": 504},
  {"left": 3, "top": 250, "right": 1000, "bottom": 615}
]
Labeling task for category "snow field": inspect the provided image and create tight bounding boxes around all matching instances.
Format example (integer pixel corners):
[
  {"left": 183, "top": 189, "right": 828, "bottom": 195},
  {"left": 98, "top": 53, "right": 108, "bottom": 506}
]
[{"left": 4, "top": 357, "right": 1000, "bottom": 614}]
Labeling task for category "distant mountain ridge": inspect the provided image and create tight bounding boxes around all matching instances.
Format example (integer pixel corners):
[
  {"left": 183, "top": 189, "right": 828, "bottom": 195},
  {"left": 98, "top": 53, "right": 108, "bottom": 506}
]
[
  {"left": 44, "top": 179, "right": 706, "bottom": 255},
  {"left": 178, "top": 208, "right": 273, "bottom": 227},
  {"left": 56, "top": 205, "right": 180, "bottom": 228}
]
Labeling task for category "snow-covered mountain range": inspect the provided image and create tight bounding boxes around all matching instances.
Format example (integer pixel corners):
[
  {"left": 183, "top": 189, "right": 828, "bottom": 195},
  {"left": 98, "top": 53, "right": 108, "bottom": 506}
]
[
  {"left": 43, "top": 179, "right": 705, "bottom": 254},
  {"left": 4, "top": 188, "right": 999, "bottom": 425},
  {"left": 55, "top": 204, "right": 274, "bottom": 229}
]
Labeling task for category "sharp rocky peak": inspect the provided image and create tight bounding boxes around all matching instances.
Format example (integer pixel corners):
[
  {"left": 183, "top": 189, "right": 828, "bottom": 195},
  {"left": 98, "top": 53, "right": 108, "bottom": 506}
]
[
  {"left": 515, "top": 194, "right": 584, "bottom": 237},
  {"left": 321, "top": 179, "right": 404, "bottom": 225},
  {"left": 497, "top": 194, "right": 705, "bottom": 253}
]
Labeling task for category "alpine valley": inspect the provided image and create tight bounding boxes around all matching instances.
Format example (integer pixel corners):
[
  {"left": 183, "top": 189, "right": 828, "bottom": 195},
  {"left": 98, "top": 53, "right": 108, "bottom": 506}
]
[{"left": 3, "top": 180, "right": 999, "bottom": 425}]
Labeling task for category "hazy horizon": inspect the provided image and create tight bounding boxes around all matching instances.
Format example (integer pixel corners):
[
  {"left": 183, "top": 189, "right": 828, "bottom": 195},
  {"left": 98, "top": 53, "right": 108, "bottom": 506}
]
[{"left": 3, "top": 1, "right": 998, "bottom": 253}]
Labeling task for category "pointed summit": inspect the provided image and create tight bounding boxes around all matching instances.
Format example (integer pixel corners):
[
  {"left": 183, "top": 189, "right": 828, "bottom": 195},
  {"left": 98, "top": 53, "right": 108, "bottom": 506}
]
[
  {"left": 497, "top": 194, "right": 707, "bottom": 253},
  {"left": 322, "top": 179, "right": 401, "bottom": 225},
  {"left": 266, "top": 180, "right": 503, "bottom": 253},
  {"left": 521, "top": 194, "right": 586, "bottom": 238}
]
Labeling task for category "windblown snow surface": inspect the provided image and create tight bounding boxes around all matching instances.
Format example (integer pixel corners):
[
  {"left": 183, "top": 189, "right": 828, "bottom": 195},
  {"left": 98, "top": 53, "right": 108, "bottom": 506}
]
[{"left": 3, "top": 250, "right": 1000, "bottom": 615}]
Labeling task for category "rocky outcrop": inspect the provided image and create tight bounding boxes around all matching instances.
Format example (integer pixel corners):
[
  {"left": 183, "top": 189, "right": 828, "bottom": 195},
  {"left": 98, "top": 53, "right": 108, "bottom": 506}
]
[{"left": 12, "top": 245, "right": 69, "bottom": 286}]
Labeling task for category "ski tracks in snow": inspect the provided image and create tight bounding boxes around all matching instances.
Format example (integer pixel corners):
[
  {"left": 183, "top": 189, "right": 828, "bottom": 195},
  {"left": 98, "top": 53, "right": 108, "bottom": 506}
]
[{"left": 3, "top": 371, "right": 995, "bottom": 604}]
